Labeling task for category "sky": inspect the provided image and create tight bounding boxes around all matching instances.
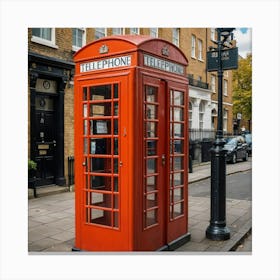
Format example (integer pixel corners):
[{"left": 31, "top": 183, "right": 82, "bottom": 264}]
[{"left": 233, "top": 28, "right": 252, "bottom": 58}]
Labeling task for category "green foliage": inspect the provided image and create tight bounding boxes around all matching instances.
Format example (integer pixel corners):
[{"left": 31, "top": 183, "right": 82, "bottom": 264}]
[
  {"left": 232, "top": 54, "right": 252, "bottom": 120},
  {"left": 28, "top": 159, "right": 37, "bottom": 170}
]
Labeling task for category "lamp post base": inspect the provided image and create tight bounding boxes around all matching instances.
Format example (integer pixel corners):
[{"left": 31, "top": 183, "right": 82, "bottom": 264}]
[{"left": 206, "top": 225, "right": 230, "bottom": 241}]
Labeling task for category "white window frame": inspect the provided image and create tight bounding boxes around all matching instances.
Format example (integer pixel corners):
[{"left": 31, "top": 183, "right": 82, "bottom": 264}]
[
  {"left": 95, "top": 28, "right": 107, "bottom": 40},
  {"left": 211, "top": 75, "right": 216, "bottom": 93},
  {"left": 31, "top": 28, "right": 58, "bottom": 49},
  {"left": 150, "top": 28, "right": 158, "bottom": 38},
  {"left": 199, "top": 101, "right": 205, "bottom": 130},
  {"left": 210, "top": 28, "right": 216, "bottom": 41},
  {"left": 130, "top": 28, "right": 139, "bottom": 35},
  {"left": 72, "top": 28, "right": 86, "bottom": 52},
  {"left": 189, "top": 101, "right": 193, "bottom": 129},
  {"left": 223, "top": 79, "right": 228, "bottom": 96},
  {"left": 198, "top": 39, "right": 203, "bottom": 61},
  {"left": 112, "top": 28, "right": 125, "bottom": 35},
  {"left": 223, "top": 109, "right": 228, "bottom": 132},
  {"left": 191, "top": 35, "right": 196, "bottom": 58},
  {"left": 172, "top": 28, "right": 180, "bottom": 47}
]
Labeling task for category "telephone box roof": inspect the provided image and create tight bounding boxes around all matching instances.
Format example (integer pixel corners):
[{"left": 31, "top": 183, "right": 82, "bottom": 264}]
[{"left": 74, "top": 35, "right": 188, "bottom": 66}]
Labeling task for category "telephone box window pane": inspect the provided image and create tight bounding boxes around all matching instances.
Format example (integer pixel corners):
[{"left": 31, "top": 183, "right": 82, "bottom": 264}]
[
  {"left": 173, "top": 90, "right": 184, "bottom": 105},
  {"left": 90, "top": 85, "right": 111, "bottom": 100},
  {"left": 174, "top": 156, "right": 184, "bottom": 171},
  {"left": 90, "top": 157, "right": 111, "bottom": 173},
  {"left": 174, "top": 187, "right": 184, "bottom": 202},
  {"left": 91, "top": 192, "right": 112, "bottom": 208},
  {"left": 83, "top": 120, "right": 87, "bottom": 135},
  {"left": 147, "top": 158, "right": 157, "bottom": 174},
  {"left": 147, "top": 193, "right": 157, "bottom": 208},
  {"left": 145, "top": 86, "right": 158, "bottom": 102},
  {"left": 114, "top": 158, "right": 118, "bottom": 174},
  {"left": 173, "top": 172, "right": 184, "bottom": 186},
  {"left": 146, "top": 176, "right": 157, "bottom": 191},
  {"left": 113, "top": 84, "right": 118, "bottom": 98},
  {"left": 146, "top": 140, "right": 157, "bottom": 156},
  {"left": 114, "top": 102, "right": 119, "bottom": 116},
  {"left": 89, "top": 104, "right": 108, "bottom": 117},
  {"left": 114, "top": 138, "right": 118, "bottom": 155},
  {"left": 90, "top": 139, "right": 111, "bottom": 155},
  {"left": 114, "top": 177, "right": 118, "bottom": 192},
  {"left": 174, "top": 202, "right": 184, "bottom": 218},
  {"left": 90, "top": 175, "right": 112, "bottom": 191},
  {"left": 174, "top": 140, "right": 184, "bottom": 154},
  {"left": 146, "top": 104, "right": 157, "bottom": 119},
  {"left": 174, "top": 108, "right": 184, "bottom": 121},
  {"left": 83, "top": 104, "right": 88, "bottom": 117},
  {"left": 113, "top": 212, "right": 119, "bottom": 228},
  {"left": 114, "top": 120, "right": 118, "bottom": 135},
  {"left": 174, "top": 123, "right": 184, "bottom": 137},
  {"left": 91, "top": 209, "right": 112, "bottom": 226},
  {"left": 146, "top": 209, "right": 158, "bottom": 227},
  {"left": 84, "top": 138, "right": 88, "bottom": 154},
  {"left": 90, "top": 120, "right": 111, "bottom": 135},
  {"left": 114, "top": 194, "right": 119, "bottom": 209},
  {"left": 83, "top": 87, "right": 88, "bottom": 100},
  {"left": 146, "top": 122, "right": 157, "bottom": 137}
]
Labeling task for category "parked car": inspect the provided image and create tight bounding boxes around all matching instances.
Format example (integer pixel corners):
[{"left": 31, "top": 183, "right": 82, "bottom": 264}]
[
  {"left": 224, "top": 136, "right": 248, "bottom": 164},
  {"left": 243, "top": 133, "right": 252, "bottom": 156}
]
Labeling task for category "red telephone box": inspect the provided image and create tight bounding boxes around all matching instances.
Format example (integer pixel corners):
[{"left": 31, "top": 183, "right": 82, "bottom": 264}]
[{"left": 74, "top": 35, "right": 190, "bottom": 251}]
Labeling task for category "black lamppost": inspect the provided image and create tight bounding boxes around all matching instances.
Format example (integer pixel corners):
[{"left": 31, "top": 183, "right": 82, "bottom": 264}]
[{"left": 206, "top": 28, "right": 235, "bottom": 240}]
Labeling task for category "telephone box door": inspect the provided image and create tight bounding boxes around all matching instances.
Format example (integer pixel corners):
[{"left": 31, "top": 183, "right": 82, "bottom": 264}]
[
  {"left": 139, "top": 75, "right": 188, "bottom": 250},
  {"left": 75, "top": 75, "right": 130, "bottom": 251}
]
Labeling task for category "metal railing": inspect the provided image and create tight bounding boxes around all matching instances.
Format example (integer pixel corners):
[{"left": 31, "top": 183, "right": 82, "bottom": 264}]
[
  {"left": 68, "top": 156, "right": 75, "bottom": 188},
  {"left": 188, "top": 76, "right": 209, "bottom": 90}
]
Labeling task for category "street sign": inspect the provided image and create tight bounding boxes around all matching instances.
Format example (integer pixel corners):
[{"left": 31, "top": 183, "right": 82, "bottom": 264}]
[{"left": 207, "top": 47, "right": 238, "bottom": 72}]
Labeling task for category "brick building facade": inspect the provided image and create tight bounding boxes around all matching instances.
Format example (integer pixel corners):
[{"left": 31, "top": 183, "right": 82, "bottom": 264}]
[{"left": 28, "top": 28, "right": 234, "bottom": 187}]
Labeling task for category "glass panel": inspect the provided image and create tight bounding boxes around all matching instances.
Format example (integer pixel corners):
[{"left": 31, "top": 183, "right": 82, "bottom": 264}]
[
  {"left": 113, "top": 120, "right": 118, "bottom": 135},
  {"left": 90, "top": 85, "right": 111, "bottom": 100},
  {"left": 114, "top": 138, "right": 118, "bottom": 155},
  {"left": 146, "top": 104, "right": 157, "bottom": 119},
  {"left": 113, "top": 84, "right": 118, "bottom": 98},
  {"left": 83, "top": 138, "right": 88, "bottom": 154},
  {"left": 146, "top": 122, "right": 157, "bottom": 137},
  {"left": 173, "top": 202, "right": 184, "bottom": 218},
  {"left": 113, "top": 194, "right": 119, "bottom": 209},
  {"left": 174, "top": 108, "right": 184, "bottom": 121},
  {"left": 91, "top": 209, "right": 112, "bottom": 226},
  {"left": 113, "top": 158, "right": 118, "bottom": 174},
  {"left": 113, "top": 212, "right": 119, "bottom": 228},
  {"left": 83, "top": 120, "right": 87, "bottom": 135},
  {"left": 173, "top": 172, "right": 184, "bottom": 186},
  {"left": 146, "top": 176, "right": 157, "bottom": 191},
  {"left": 114, "top": 102, "right": 118, "bottom": 116},
  {"left": 146, "top": 86, "right": 157, "bottom": 102},
  {"left": 90, "top": 103, "right": 111, "bottom": 117},
  {"left": 83, "top": 104, "right": 88, "bottom": 117},
  {"left": 90, "top": 175, "right": 112, "bottom": 191},
  {"left": 174, "top": 123, "right": 184, "bottom": 137},
  {"left": 147, "top": 158, "right": 157, "bottom": 174},
  {"left": 90, "top": 120, "right": 111, "bottom": 135},
  {"left": 174, "top": 140, "right": 184, "bottom": 154},
  {"left": 146, "top": 209, "right": 158, "bottom": 227},
  {"left": 174, "top": 188, "right": 184, "bottom": 202},
  {"left": 146, "top": 140, "right": 157, "bottom": 156},
  {"left": 90, "top": 138, "right": 111, "bottom": 155},
  {"left": 90, "top": 192, "right": 112, "bottom": 208},
  {"left": 174, "top": 156, "right": 184, "bottom": 171},
  {"left": 147, "top": 193, "right": 157, "bottom": 208},
  {"left": 173, "top": 90, "right": 184, "bottom": 105},
  {"left": 83, "top": 87, "right": 87, "bottom": 100},
  {"left": 113, "top": 177, "right": 118, "bottom": 192},
  {"left": 90, "top": 157, "right": 112, "bottom": 173}
]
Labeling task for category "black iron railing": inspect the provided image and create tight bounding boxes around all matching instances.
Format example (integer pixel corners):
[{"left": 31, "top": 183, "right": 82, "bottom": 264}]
[
  {"left": 188, "top": 76, "right": 209, "bottom": 90},
  {"left": 68, "top": 156, "right": 75, "bottom": 187}
]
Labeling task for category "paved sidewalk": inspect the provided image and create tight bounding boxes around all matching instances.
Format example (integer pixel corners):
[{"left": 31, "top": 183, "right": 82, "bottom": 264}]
[{"left": 28, "top": 159, "right": 252, "bottom": 253}]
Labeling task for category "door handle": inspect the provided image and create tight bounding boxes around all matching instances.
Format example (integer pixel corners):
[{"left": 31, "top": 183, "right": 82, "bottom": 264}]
[{"left": 162, "top": 154, "right": 166, "bottom": 166}]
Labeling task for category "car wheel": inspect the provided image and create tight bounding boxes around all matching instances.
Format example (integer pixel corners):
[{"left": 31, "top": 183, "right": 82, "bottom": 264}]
[
  {"left": 243, "top": 152, "right": 248, "bottom": 161},
  {"left": 231, "top": 153, "right": 237, "bottom": 164}
]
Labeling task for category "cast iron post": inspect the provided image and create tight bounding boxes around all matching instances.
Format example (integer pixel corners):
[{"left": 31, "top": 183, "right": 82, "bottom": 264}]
[{"left": 206, "top": 28, "right": 235, "bottom": 240}]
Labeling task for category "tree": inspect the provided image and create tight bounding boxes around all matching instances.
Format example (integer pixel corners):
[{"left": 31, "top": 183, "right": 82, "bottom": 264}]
[{"left": 232, "top": 54, "right": 252, "bottom": 121}]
